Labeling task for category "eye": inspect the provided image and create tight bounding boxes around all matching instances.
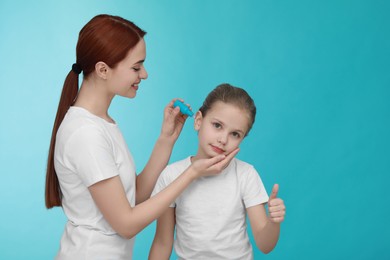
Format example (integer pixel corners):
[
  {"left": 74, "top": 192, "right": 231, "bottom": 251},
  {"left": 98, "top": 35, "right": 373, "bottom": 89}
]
[
  {"left": 232, "top": 132, "right": 241, "bottom": 139},
  {"left": 212, "top": 122, "right": 222, "bottom": 129},
  {"left": 132, "top": 67, "right": 141, "bottom": 72}
]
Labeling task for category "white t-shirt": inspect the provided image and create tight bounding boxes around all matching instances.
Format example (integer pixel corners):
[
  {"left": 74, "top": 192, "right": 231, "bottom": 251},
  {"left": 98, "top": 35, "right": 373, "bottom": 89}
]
[
  {"left": 54, "top": 107, "right": 136, "bottom": 259},
  {"left": 152, "top": 157, "right": 269, "bottom": 260}
]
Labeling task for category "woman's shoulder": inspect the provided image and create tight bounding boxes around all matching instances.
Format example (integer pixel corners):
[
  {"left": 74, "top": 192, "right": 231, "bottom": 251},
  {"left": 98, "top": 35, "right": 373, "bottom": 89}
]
[
  {"left": 57, "top": 107, "right": 113, "bottom": 145},
  {"left": 62, "top": 107, "right": 112, "bottom": 131}
]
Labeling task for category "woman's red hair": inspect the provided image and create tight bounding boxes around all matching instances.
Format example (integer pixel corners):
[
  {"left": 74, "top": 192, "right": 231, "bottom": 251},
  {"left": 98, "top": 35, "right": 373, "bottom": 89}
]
[{"left": 45, "top": 15, "right": 146, "bottom": 208}]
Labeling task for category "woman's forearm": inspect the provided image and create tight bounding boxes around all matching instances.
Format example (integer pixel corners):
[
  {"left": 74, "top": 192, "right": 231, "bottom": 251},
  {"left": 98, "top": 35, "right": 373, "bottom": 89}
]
[
  {"left": 121, "top": 167, "right": 197, "bottom": 239},
  {"left": 91, "top": 152, "right": 234, "bottom": 240},
  {"left": 136, "top": 135, "right": 175, "bottom": 204},
  {"left": 125, "top": 153, "right": 234, "bottom": 239}
]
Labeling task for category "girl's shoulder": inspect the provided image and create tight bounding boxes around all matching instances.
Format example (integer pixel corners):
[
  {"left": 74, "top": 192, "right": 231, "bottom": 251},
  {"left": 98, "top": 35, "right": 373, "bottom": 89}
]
[
  {"left": 165, "top": 156, "right": 192, "bottom": 173},
  {"left": 156, "top": 157, "right": 191, "bottom": 187},
  {"left": 231, "top": 158, "right": 256, "bottom": 172}
]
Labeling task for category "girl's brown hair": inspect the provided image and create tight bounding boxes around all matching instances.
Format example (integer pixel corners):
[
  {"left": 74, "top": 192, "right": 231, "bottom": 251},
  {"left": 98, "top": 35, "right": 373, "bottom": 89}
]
[
  {"left": 199, "top": 83, "right": 257, "bottom": 136},
  {"left": 45, "top": 14, "right": 146, "bottom": 208}
]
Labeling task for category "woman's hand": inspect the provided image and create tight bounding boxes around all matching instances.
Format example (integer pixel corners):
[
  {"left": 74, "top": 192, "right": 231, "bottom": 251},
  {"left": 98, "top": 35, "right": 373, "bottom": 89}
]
[
  {"left": 190, "top": 148, "right": 240, "bottom": 178},
  {"left": 267, "top": 184, "right": 286, "bottom": 223},
  {"left": 160, "top": 99, "right": 190, "bottom": 142}
]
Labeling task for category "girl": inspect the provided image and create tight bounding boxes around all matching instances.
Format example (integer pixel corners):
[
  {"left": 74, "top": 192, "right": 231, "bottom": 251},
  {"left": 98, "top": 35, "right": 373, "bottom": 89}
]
[
  {"left": 149, "top": 84, "right": 286, "bottom": 260},
  {"left": 45, "top": 15, "right": 238, "bottom": 259}
]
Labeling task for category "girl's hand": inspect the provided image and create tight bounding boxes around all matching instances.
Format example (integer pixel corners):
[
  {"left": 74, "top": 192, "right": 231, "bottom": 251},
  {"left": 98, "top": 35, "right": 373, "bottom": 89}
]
[
  {"left": 190, "top": 148, "right": 240, "bottom": 178},
  {"left": 160, "top": 99, "right": 189, "bottom": 141},
  {"left": 268, "top": 184, "right": 286, "bottom": 223}
]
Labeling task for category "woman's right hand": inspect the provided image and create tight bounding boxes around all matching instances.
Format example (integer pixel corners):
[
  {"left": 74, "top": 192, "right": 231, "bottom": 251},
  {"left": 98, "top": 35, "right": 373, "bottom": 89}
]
[
  {"left": 190, "top": 148, "right": 240, "bottom": 178},
  {"left": 159, "top": 99, "right": 189, "bottom": 143}
]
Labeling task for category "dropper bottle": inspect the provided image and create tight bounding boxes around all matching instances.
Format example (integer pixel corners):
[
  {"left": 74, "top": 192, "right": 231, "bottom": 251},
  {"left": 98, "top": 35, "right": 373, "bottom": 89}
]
[{"left": 173, "top": 100, "right": 194, "bottom": 117}]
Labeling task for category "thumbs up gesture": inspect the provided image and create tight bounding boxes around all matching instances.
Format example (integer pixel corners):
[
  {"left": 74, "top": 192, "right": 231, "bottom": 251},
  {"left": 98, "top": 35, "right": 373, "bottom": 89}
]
[{"left": 268, "top": 184, "right": 286, "bottom": 223}]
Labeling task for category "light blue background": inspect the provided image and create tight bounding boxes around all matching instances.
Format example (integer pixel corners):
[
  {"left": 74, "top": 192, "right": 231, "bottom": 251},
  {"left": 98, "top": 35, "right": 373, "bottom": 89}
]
[{"left": 0, "top": 0, "right": 389, "bottom": 259}]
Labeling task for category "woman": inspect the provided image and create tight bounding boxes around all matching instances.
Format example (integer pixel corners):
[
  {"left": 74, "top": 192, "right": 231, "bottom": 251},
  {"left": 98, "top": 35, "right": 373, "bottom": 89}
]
[{"left": 45, "top": 14, "right": 238, "bottom": 259}]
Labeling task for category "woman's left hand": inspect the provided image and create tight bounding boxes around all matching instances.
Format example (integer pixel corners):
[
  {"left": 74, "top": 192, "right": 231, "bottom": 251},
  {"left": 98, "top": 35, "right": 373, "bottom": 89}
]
[
  {"left": 160, "top": 99, "right": 189, "bottom": 141},
  {"left": 268, "top": 184, "right": 286, "bottom": 223}
]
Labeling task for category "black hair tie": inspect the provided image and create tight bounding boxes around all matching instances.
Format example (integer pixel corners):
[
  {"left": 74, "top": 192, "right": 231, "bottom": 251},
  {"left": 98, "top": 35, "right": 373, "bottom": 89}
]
[{"left": 72, "top": 63, "right": 82, "bottom": 75}]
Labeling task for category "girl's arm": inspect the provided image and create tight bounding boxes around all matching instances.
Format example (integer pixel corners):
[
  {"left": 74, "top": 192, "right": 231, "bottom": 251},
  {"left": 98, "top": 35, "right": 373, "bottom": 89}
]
[
  {"left": 136, "top": 99, "right": 186, "bottom": 204},
  {"left": 247, "top": 184, "right": 285, "bottom": 254},
  {"left": 149, "top": 208, "right": 175, "bottom": 260},
  {"left": 89, "top": 148, "right": 239, "bottom": 239}
]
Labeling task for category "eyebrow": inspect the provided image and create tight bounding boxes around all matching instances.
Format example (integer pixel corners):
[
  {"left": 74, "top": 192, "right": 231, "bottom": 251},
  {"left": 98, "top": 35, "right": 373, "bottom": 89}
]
[{"left": 134, "top": 59, "right": 145, "bottom": 65}]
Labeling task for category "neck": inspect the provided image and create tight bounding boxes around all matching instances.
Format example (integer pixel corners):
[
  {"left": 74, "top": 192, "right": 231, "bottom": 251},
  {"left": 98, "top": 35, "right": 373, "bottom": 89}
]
[
  {"left": 73, "top": 77, "right": 115, "bottom": 123},
  {"left": 191, "top": 152, "right": 209, "bottom": 163}
]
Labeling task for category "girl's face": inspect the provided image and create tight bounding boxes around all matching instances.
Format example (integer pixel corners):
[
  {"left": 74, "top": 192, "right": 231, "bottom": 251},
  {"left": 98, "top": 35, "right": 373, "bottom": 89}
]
[
  {"left": 107, "top": 39, "right": 148, "bottom": 98},
  {"left": 194, "top": 101, "right": 250, "bottom": 159}
]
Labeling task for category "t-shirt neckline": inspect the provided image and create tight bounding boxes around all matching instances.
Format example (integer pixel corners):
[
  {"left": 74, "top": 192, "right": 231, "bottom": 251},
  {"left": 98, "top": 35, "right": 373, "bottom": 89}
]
[{"left": 70, "top": 106, "right": 117, "bottom": 126}]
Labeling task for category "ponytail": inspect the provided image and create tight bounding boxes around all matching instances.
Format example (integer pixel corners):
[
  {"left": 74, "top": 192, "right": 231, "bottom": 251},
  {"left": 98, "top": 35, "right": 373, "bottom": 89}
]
[{"left": 45, "top": 70, "right": 79, "bottom": 208}]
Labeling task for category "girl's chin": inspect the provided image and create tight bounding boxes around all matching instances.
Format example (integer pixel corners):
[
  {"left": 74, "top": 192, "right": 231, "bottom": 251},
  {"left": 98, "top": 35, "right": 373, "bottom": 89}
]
[
  {"left": 192, "top": 154, "right": 210, "bottom": 161},
  {"left": 194, "top": 152, "right": 224, "bottom": 160}
]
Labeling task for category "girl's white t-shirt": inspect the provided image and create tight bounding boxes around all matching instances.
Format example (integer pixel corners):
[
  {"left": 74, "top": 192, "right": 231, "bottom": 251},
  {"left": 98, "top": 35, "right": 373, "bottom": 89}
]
[
  {"left": 152, "top": 157, "right": 269, "bottom": 260},
  {"left": 54, "top": 107, "right": 136, "bottom": 259}
]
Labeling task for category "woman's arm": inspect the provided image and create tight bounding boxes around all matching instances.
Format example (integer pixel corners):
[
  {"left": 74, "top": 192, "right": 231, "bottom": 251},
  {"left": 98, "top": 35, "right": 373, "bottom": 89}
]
[
  {"left": 149, "top": 208, "right": 175, "bottom": 260},
  {"left": 89, "top": 148, "right": 239, "bottom": 239},
  {"left": 136, "top": 99, "right": 186, "bottom": 204},
  {"left": 247, "top": 184, "right": 285, "bottom": 254}
]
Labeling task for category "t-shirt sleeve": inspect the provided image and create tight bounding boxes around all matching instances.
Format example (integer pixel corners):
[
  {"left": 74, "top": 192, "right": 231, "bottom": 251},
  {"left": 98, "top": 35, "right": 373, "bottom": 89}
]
[
  {"left": 63, "top": 125, "right": 119, "bottom": 187},
  {"left": 241, "top": 165, "right": 269, "bottom": 208},
  {"left": 151, "top": 166, "right": 176, "bottom": 207}
]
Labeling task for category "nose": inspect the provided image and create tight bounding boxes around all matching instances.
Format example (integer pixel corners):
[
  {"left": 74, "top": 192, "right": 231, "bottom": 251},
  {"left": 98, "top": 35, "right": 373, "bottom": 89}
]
[
  {"left": 218, "top": 132, "right": 228, "bottom": 145},
  {"left": 140, "top": 66, "right": 148, "bottom": 79}
]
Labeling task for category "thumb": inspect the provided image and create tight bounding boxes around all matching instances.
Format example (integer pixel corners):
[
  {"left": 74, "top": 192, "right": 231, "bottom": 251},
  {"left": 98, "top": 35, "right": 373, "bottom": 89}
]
[
  {"left": 269, "top": 184, "right": 279, "bottom": 201},
  {"left": 171, "top": 106, "right": 181, "bottom": 116}
]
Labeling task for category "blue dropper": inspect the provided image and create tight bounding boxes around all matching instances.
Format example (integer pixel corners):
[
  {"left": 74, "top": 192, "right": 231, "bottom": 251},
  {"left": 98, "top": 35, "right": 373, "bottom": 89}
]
[{"left": 173, "top": 100, "right": 194, "bottom": 117}]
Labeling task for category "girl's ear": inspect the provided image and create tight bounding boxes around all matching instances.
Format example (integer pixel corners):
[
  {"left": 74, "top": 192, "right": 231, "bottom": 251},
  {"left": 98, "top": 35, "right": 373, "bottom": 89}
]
[
  {"left": 95, "top": 61, "right": 109, "bottom": 79},
  {"left": 194, "top": 111, "right": 203, "bottom": 131}
]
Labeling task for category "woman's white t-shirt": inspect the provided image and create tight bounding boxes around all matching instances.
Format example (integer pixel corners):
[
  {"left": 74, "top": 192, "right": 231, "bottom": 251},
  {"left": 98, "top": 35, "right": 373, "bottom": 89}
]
[{"left": 54, "top": 107, "right": 136, "bottom": 259}]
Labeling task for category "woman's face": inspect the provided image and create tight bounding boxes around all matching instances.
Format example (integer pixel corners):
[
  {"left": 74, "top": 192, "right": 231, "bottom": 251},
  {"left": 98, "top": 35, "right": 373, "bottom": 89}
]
[
  {"left": 194, "top": 101, "right": 250, "bottom": 159},
  {"left": 107, "top": 39, "right": 148, "bottom": 99}
]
